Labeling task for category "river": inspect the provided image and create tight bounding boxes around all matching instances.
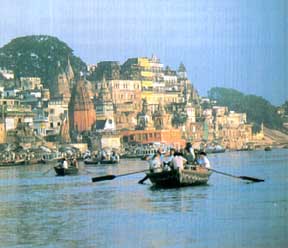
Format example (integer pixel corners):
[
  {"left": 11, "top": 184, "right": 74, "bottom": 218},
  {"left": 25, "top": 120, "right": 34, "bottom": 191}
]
[{"left": 0, "top": 149, "right": 287, "bottom": 247}]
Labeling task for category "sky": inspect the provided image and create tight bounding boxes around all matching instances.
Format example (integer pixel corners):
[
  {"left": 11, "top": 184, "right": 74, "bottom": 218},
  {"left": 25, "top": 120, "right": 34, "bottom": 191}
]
[{"left": 0, "top": 0, "right": 287, "bottom": 105}]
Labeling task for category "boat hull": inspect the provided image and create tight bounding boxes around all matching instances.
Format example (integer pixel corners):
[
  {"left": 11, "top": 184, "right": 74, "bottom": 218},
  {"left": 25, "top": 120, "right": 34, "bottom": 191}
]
[
  {"left": 54, "top": 166, "right": 79, "bottom": 176},
  {"left": 0, "top": 160, "right": 26, "bottom": 167},
  {"left": 84, "top": 160, "right": 118, "bottom": 165},
  {"left": 147, "top": 169, "right": 212, "bottom": 188}
]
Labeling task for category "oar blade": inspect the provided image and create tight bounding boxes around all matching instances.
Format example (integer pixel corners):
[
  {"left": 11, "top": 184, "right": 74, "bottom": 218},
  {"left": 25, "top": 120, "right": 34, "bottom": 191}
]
[
  {"left": 239, "top": 176, "right": 265, "bottom": 182},
  {"left": 92, "top": 175, "right": 116, "bottom": 182}
]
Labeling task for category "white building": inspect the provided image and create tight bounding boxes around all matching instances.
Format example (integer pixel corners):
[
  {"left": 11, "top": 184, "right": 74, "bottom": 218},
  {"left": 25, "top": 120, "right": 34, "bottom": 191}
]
[{"left": 0, "top": 68, "right": 14, "bottom": 80}]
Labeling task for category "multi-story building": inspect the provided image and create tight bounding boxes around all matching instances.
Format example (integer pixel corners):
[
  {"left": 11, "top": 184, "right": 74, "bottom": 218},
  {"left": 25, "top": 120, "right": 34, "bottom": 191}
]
[
  {"left": 45, "top": 97, "right": 69, "bottom": 137},
  {"left": 121, "top": 55, "right": 164, "bottom": 90},
  {"left": 20, "top": 77, "right": 43, "bottom": 90},
  {"left": 203, "top": 105, "right": 253, "bottom": 149},
  {"left": 121, "top": 129, "right": 185, "bottom": 149},
  {"left": 108, "top": 79, "right": 142, "bottom": 110}
]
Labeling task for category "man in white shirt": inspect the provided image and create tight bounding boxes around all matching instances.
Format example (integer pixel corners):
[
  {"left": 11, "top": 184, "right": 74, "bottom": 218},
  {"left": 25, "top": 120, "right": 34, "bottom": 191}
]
[
  {"left": 172, "top": 152, "right": 187, "bottom": 171},
  {"left": 62, "top": 158, "right": 68, "bottom": 169},
  {"left": 198, "top": 152, "right": 211, "bottom": 169},
  {"left": 149, "top": 151, "right": 162, "bottom": 172}
]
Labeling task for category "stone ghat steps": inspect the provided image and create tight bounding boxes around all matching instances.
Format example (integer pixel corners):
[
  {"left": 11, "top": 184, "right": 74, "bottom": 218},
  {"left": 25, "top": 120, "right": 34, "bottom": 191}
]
[{"left": 263, "top": 127, "right": 288, "bottom": 144}]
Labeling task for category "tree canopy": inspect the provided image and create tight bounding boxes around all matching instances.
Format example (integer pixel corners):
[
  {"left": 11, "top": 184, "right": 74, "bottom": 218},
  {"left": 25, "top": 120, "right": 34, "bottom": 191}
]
[{"left": 0, "top": 35, "right": 86, "bottom": 89}]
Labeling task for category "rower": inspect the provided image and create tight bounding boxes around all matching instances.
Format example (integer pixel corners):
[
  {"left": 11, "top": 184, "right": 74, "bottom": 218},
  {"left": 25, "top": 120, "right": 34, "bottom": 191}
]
[
  {"left": 138, "top": 149, "right": 163, "bottom": 184},
  {"left": 197, "top": 152, "right": 211, "bottom": 169}
]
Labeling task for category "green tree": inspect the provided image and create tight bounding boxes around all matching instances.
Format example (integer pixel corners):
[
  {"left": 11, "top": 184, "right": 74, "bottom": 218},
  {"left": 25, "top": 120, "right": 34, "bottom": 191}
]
[{"left": 0, "top": 35, "right": 86, "bottom": 89}]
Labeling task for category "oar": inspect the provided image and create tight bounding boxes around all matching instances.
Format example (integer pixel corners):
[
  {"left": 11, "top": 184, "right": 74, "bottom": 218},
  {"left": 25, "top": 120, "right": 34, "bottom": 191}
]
[
  {"left": 91, "top": 169, "right": 148, "bottom": 183},
  {"left": 209, "top": 168, "right": 264, "bottom": 182}
]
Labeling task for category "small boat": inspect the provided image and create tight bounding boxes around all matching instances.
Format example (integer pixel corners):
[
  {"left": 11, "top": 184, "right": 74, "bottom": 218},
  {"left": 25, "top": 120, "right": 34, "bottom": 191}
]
[
  {"left": 0, "top": 159, "right": 26, "bottom": 167},
  {"left": 205, "top": 145, "right": 225, "bottom": 154},
  {"left": 54, "top": 166, "right": 79, "bottom": 176},
  {"left": 84, "top": 159, "right": 119, "bottom": 165},
  {"left": 121, "top": 154, "right": 144, "bottom": 159},
  {"left": 264, "top": 146, "right": 272, "bottom": 151},
  {"left": 84, "top": 159, "right": 99, "bottom": 165},
  {"left": 146, "top": 168, "right": 212, "bottom": 188},
  {"left": 99, "top": 160, "right": 119, "bottom": 165}
]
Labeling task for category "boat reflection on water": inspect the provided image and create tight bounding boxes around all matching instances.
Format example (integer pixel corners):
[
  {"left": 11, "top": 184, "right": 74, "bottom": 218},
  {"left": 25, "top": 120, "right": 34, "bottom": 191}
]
[{"left": 147, "top": 183, "right": 209, "bottom": 213}]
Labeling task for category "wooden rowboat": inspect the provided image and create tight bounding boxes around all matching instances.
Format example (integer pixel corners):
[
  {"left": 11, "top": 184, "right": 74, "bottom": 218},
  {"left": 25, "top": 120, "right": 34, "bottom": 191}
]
[
  {"left": 146, "top": 168, "right": 212, "bottom": 188},
  {"left": 0, "top": 159, "right": 26, "bottom": 167},
  {"left": 54, "top": 166, "right": 79, "bottom": 176},
  {"left": 84, "top": 159, "right": 119, "bottom": 165}
]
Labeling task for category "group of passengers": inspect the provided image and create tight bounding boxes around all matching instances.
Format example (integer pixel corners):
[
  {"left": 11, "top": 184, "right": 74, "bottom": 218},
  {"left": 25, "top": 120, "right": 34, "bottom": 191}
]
[
  {"left": 84, "top": 150, "right": 120, "bottom": 163},
  {"left": 147, "top": 143, "right": 210, "bottom": 173},
  {"left": 99, "top": 150, "right": 120, "bottom": 162},
  {"left": 60, "top": 157, "right": 78, "bottom": 169},
  {"left": 138, "top": 143, "right": 210, "bottom": 184}
]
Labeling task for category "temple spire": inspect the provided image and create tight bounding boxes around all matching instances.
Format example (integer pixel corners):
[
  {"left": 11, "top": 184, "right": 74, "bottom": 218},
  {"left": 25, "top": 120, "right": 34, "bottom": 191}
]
[{"left": 66, "top": 56, "right": 74, "bottom": 81}]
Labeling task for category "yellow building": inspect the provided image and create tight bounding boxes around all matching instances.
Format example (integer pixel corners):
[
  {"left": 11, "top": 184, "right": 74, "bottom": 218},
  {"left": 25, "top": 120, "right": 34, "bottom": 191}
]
[
  {"left": 142, "top": 91, "right": 182, "bottom": 106},
  {"left": 121, "top": 56, "right": 164, "bottom": 89}
]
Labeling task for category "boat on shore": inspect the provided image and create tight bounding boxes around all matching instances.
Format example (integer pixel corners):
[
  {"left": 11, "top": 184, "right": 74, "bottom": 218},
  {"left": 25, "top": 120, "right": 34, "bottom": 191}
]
[
  {"left": 146, "top": 168, "right": 212, "bottom": 188},
  {"left": 54, "top": 166, "right": 79, "bottom": 176}
]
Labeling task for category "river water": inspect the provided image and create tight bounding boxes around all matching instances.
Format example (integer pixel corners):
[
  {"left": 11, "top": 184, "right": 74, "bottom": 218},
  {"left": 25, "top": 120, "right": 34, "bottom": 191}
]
[{"left": 0, "top": 149, "right": 287, "bottom": 248}]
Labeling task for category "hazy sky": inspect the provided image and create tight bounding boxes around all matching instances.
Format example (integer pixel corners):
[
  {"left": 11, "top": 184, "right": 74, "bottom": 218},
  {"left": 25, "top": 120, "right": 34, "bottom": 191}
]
[{"left": 0, "top": 0, "right": 287, "bottom": 105}]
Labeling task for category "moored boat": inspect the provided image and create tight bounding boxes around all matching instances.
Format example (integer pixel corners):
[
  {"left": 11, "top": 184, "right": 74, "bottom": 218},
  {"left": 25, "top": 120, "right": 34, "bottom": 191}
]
[
  {"left": 54, "top": 166, "right": 79, "bottom": 176},
  {"left": 84, "top": 159, "right": 99, "bottom": 165},
  {"left": 99, "top": 160, "right": 119, "bottom": 165},
  {"left": 0, "top": 159, "right": 26, "bottom": 167},
  {"left": 146, "top": 168, "right": 212, "bottom": 188}
]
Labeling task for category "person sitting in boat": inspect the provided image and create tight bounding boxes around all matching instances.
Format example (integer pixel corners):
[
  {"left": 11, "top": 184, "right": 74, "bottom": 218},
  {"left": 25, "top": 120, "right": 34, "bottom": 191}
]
[
  {"left": 172, "top": 152, "right": 187, "bottom": 172},
  {"left": 111, "top": 151, "right": 120, "bottom": 162},
  {"left": 149, "top": 151, "right": 163, "bottom": 173},
  {"left": 138, "top": 149, "right": 163, "bottom": 184},
  {"left": 100, "top": 150, "right": 107, "bottom": 161},
  {"left": 163, "top": 148, "right": 175, "bottom": 171},
  {"left": 62, "top": 158, "right": 69, "bottom": 169},
  {"left": 197, "top": 152, "right": 211, "bottom": 169},
  {"left": 184, "top": 142, "right": 196, "bottom": 166},
  {"left": 72, "top": 158, "right": 78, "bottom": 168}
]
